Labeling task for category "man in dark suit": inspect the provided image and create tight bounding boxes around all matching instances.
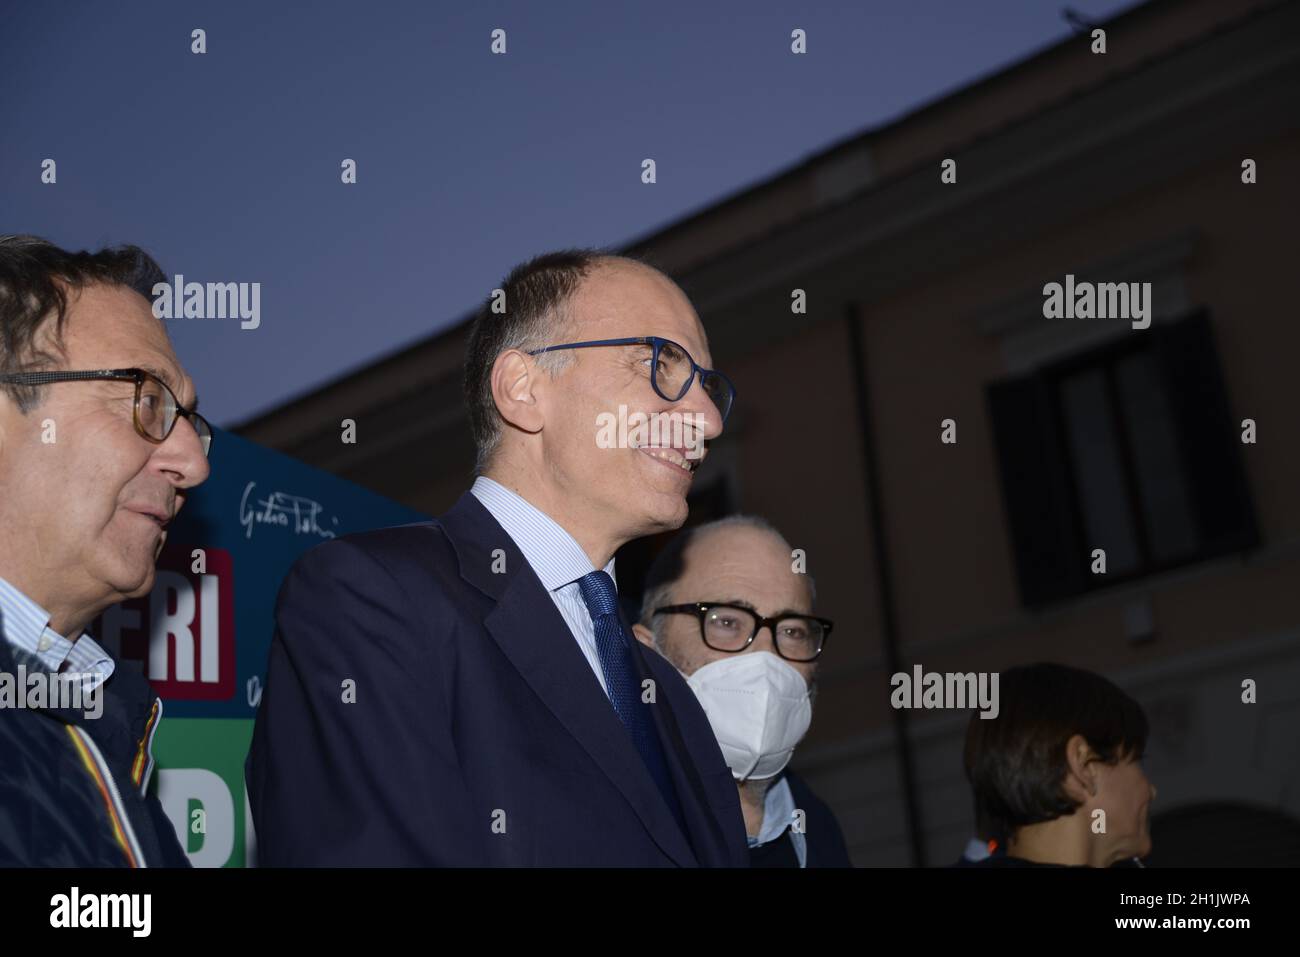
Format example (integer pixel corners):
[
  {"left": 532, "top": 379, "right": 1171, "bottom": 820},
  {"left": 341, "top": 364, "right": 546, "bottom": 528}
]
[
  {"left": 246, "top": 249, "right": 748, "bottom": 865},
  {"left": 632, "top": 516, "right": 854, "bottom": 867}
]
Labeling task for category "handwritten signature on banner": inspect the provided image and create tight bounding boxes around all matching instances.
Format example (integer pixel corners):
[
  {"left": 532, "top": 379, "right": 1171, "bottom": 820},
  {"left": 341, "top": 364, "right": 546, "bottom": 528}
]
[{"left": 238, "top": 481, "right": 339, "bottom": 541}]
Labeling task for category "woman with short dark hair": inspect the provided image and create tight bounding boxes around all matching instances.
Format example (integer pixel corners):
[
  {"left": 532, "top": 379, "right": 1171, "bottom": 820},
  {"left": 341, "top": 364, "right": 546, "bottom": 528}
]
[{"left": 962, "top": 662, "right": 1156, "bottom": 867}]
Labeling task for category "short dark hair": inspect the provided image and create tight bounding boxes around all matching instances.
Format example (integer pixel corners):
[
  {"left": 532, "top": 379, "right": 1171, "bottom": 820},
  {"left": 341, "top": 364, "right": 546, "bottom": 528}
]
[
  {"left": 0, "top": 235, "right": 166, "bottom": 413},
  {"left": 463, "top": 248, "right": 632, "bottom": 474},
  {"left": 964, "top": 662, "right": 1149, "bottom": 840}
]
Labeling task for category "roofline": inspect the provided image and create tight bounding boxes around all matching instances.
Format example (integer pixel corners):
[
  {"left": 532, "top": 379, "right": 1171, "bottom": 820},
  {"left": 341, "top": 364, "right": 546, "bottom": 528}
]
[
  {"left": 229, "top": 0, "right": 1184, "bottom": 434},
  {"left": 621, "top": 0, "right": 1161, "bottom": 254}
]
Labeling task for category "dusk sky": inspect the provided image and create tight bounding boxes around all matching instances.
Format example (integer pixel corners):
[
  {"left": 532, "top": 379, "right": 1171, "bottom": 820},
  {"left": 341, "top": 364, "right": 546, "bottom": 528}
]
[{"left": 3, "top": 0, "right": 1140, "bottom": 427}]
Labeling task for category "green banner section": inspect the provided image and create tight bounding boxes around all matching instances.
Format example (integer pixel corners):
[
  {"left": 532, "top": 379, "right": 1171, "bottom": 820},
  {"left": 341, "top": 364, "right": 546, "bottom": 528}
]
[{"left": 149, "top": 719, "right": 255, "bottom": 868}]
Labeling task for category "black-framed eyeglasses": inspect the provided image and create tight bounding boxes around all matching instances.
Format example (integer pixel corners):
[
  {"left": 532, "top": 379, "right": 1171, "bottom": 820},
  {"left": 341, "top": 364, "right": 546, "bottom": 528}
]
[
  {"left": 654, "top": 602, "right": 833, "bottom": 662},
  {"left": 0, "top": 368, "right": 212, "bottom": 457},
  {"left": 526, "top": 336, "right": 736, "bottom": 423}
]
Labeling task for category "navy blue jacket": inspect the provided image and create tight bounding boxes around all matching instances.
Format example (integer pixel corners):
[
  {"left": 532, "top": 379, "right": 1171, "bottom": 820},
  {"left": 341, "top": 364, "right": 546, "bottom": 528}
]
[
  {"left": 786, "top": 770, "right": 854, "bottom": 867},
  {"left": 0, "top": 637, "right": 189, "bottom": 867},
  {"left": 246, "top": 491, "right": 751, "bottom": 866}
]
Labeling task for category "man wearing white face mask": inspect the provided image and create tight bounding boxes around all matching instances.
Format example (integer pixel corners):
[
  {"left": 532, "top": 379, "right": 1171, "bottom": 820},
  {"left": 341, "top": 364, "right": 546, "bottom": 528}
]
[{"left": 633, "top": 515, "right": 852, "bottom": 867}]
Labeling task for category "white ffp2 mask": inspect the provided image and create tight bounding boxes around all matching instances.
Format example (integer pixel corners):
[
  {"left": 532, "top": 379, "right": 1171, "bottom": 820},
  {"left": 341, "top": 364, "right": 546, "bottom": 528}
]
[{"left": 685, "top": 652, "right": 813, "bottom": 782}]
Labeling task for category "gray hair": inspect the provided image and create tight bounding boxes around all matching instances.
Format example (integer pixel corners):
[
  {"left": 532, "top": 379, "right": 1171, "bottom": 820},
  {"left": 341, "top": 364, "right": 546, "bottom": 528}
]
[{"left": 464, "top": 249, "right": 650, "bottom": 475}]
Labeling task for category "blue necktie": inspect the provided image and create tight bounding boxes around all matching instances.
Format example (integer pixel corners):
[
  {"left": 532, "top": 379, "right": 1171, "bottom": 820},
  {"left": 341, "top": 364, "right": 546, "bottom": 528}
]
[{"left": 576, "top": 570, "right": 688, "bottom": 837}]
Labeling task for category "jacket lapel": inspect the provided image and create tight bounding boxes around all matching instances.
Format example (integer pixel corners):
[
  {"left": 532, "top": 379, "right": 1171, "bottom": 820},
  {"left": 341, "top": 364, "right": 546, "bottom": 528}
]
[
  {"left": 437, "top": 492, "right": 698, "bottom": 866},
  {"left": 619, "top": 602, "right": 733, "bottom": 865}
]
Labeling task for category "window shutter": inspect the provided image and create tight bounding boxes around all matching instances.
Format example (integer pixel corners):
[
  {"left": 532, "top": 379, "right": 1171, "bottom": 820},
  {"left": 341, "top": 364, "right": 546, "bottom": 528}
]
[
  {"left": 987, "top": 373, "right": 1086, "bottom": 606},
  {"left": 1150, "top": 310, "right": 1259, "bottom": 554}
]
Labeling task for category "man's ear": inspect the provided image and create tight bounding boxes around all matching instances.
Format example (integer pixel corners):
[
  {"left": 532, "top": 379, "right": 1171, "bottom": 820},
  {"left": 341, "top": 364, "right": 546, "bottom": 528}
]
[
  {"left": 490, "top": 349, "right": 545, "bottom": 435},
  {"left": 1062, "top": 733, "right": 1099, "bottom": 803},
  {"left": 630, "top": 622, "right": 657, "bottom": 649}
]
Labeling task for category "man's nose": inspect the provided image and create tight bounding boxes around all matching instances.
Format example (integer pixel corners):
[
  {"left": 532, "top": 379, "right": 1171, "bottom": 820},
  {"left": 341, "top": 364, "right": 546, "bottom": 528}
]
[
  {"left": 748, "top": 623, "right": 778, "bottom": 655},
  {"left": 154, "top": 418, "right": 211, "bottom": 488},
  {"left": 677, "top": 376, "right": 725, "bottom": 441}
]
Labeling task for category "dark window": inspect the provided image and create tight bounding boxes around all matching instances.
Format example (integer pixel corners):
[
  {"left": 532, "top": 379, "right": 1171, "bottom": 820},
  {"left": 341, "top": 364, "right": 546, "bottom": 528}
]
[{"left": 987, "top": 310, "right": 1258, "bottom": 607}]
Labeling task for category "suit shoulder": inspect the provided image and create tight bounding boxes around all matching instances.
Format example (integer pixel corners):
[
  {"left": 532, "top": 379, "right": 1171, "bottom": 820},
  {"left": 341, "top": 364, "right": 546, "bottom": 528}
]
[
  {"left": 289, "top": 520, "right": 450, "bottom": 576},
  {"left": 325, "top": 519, "right": 445, "bottom": 557},
  {"left": 277, "top": 520, "right": 464, "bottom": 616}
]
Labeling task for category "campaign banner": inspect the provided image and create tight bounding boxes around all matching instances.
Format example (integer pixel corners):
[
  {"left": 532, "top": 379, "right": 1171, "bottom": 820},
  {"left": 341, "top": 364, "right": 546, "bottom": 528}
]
[{"left": 92, "top": 426, "right": 428, "bottom": 867}]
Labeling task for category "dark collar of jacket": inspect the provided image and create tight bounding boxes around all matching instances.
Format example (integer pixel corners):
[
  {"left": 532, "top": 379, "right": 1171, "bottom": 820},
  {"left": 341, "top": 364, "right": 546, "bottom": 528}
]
[
  {"left": 783, "top": 769, "right": 855, "bottom": 867},
  {"left": 0, "top": 636, "right": 159, "bottom": 783}
]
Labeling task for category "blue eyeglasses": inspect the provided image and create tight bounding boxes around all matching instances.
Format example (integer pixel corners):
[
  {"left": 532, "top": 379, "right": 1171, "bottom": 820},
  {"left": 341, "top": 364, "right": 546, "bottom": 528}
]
[{"left": 526, "top": 336, "right": 736, "bottom": 423}]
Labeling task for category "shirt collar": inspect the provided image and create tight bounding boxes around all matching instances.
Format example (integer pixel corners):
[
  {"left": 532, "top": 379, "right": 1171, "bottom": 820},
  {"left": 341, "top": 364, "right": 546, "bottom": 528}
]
[
  {"left": 0, "top": 573, "right": 115, "bottom": 685},
  {"left": 470, "top": 476, "right": 616, "bottom": 591},
  {"left": 755, "top": 773, "right": 798, "bottom": 844}
]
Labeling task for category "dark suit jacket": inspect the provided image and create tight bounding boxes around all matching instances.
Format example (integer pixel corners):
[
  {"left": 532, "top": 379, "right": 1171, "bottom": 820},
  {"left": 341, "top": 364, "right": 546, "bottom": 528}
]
[
  {"left": 785, "top": 769, "right": 854, "bottom": 867},
  {"left": 246, "top": 491, "right": 750, "bottom": 866}
]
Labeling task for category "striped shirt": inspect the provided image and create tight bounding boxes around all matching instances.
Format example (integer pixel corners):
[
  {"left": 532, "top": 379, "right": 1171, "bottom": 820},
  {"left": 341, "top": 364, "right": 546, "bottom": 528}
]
[
  {"left": 470, "top": 476, "right": 617, "bottom": 697},
  {"left": 0, "top": 574, "right": 115, "bottom": 693}
]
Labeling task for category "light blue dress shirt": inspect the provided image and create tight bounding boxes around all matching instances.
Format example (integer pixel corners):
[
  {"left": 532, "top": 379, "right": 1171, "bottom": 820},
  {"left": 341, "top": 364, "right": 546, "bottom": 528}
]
[
  {"left": 0, "top": 573, "right": 115, "bottom": 693},
  {"left": 746, "top": 774, "right": 808, "bottom": 867},
  {"left": 470, "top": 476, "right": 617, "bottom": 697}
]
